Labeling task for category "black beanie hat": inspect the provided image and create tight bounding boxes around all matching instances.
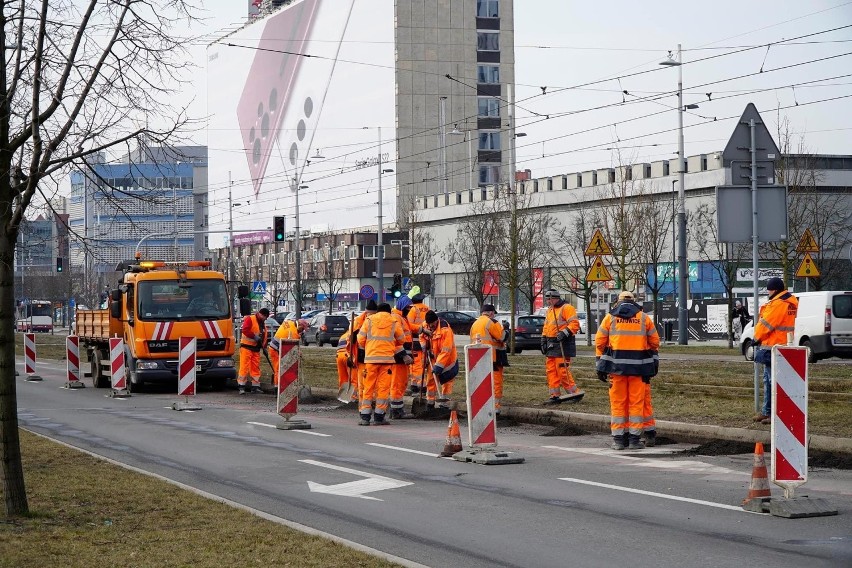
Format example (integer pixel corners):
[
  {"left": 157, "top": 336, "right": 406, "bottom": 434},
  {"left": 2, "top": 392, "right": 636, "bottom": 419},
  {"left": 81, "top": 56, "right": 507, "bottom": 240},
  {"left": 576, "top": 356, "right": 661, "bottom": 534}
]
[
  {"left": 425, "top": 310, "right": 438, "bottom": 324},
  {"left": 377, "top": 303, "right": 391, "bottom": 313},
  {"left": 366, "top": 299, "right": 378, "bottom": 311}
]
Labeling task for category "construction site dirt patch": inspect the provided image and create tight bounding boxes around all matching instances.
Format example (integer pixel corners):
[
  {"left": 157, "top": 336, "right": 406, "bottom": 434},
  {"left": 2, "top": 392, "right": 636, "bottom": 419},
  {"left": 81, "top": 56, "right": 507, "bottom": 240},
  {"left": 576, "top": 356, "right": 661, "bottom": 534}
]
[{"left": 540, "top": 424, "right": 589, "bottom": 436}]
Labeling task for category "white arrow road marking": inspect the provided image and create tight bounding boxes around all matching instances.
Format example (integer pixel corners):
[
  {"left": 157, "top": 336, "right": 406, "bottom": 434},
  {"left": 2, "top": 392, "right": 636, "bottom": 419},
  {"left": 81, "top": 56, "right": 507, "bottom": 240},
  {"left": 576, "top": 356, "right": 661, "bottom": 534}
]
[
  {"left": 559, "top": 478, "right": 746, "bottom": 512},
  {"left": 542, "top": 445, "right": 742, "bottom": 475},
  {"left": 300, "top": 459, "right": 413, "bottom": 501},
  {"left": 247, "top": 421, "right": 331, "bottom": 436}
]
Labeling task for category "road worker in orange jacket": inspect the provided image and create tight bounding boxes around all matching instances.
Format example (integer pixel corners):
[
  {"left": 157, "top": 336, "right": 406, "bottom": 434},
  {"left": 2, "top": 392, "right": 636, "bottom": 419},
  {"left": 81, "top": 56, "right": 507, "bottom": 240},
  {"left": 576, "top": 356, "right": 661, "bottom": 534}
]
[
  {"left": 356, "top": 303, "right": 408, "bottom": 425},
  {"left": 420, "top": 310, "right": 459, "bottom": 410},
  {"left": 541, "top": 289, "right": 584, "bottom": 403},
  {"left": 238, "top": 308, "right": 269, "bottom": 394},
  {"left": 753, "top": 277, "right": 799, "bottom": 423},
  {"left": 389, "top": 300, "right": 415, "bottom": 418},
  {"left": 352, "top": 300, "right": 378, "bottom": 400},
  {"left": 595, "top": 291, "right": 660, "bottom": 450},
  {"left": 469, "top": 303, "right": 506, "bottom": 412},
  {"left": 269, "top": 318, "right": 308, "bottom": 386},
  {"left": 406, "top": 291, "right": 431, "bottom": 393}
]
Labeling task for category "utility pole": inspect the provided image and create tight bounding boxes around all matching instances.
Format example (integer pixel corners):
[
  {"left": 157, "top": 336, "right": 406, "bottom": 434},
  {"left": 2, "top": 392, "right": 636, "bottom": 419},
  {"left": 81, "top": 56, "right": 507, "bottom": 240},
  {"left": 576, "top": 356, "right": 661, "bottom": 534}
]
[{"left": 377, "top": 126, "right": 384, "bottom": 302}]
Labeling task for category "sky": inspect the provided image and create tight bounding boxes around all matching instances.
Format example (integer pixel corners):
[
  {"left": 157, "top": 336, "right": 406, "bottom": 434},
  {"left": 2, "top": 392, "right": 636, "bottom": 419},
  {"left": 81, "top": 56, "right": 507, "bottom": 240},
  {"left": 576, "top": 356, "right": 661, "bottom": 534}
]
[{"left": 179, "top": 0, "right": 852, "bottom": 232}]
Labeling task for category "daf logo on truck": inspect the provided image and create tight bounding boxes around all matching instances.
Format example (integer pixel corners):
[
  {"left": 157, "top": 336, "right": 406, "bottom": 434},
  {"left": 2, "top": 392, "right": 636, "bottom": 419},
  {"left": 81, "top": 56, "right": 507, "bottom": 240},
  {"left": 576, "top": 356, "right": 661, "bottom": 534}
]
[{"left": 75, "top": 257, "right": 236, "bottom": 391}]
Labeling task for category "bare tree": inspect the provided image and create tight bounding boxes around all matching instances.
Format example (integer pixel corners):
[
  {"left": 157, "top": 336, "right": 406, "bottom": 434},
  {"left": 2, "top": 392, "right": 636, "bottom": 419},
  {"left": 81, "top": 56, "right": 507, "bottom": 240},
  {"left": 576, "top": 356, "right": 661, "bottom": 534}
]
[
  {"left": 1, "top": 0, "right": 198, "bottom": 515},
  {"left": 316, "top": 244, "right": 344, "bottom": 312},
  {"left": 549, "top": 207, "right": 601, "bottom": 345},
  {"left": 596, "top": 161, "right": 645, "bottom": 292},
  {"left": 444, "top": 201, "right": 497, "bottom": 309},
  {"left": 635, "top": 191, "right": 675, "bottom": 325},
  {"left": 399, "top": 194, "right": 437, "bottom": 294}
]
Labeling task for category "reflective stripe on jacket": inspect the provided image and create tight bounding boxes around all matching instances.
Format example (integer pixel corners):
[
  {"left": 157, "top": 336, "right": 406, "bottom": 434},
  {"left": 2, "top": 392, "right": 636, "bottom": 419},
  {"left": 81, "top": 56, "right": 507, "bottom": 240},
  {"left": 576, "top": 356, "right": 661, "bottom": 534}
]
[
  {"left": 595, "top": 311, "right": 660, "bottom": 377},
  {"left": 470, "top": 315, "right": 504, "bottom": 361},
  {"left": 240, "top": 314, "right": 267, "bottom": 348},
  {"left": 421, "top": 320, "right": 458, "bottom": 372},
  {"left": 357, "top": 312, "right": 404, "bottom": 364},
  {"left": 407, "top": 303, "right": 430, "bottom": 351},
  {"left": 542, "top": 302, "right": 580, "bottom": 338},
  {"left": 754, "top": 291, "right": 798, "bottom": 347}
]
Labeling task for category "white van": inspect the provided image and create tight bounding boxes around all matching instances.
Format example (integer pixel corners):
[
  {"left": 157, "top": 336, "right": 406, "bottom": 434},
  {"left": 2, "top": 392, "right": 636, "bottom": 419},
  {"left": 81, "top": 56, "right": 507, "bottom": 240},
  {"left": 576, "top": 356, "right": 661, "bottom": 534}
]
[{"left": 740, "top": 290, "right": 852, "bottom": 363}]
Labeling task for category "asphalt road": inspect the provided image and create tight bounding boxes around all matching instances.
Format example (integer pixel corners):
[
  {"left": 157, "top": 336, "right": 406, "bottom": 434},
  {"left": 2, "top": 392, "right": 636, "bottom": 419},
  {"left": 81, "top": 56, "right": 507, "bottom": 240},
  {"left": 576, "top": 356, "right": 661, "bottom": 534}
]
[{"left": 15, "top": 358, "right": 852, "bottom": 568}]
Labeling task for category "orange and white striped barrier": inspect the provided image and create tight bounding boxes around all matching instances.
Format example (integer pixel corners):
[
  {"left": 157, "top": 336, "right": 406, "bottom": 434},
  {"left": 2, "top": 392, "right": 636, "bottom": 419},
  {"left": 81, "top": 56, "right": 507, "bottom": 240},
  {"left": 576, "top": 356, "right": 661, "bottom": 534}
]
[
  {"left": 24, "top": 333, "right": 43, "bottom": 381},
  {"left": 108, "top": 337, "right": 130, "bottom": 398},
  {"left": 275, "top": 340, "right": 311, "bottom": 430},
  {"left": 173, "top": 337, "right": 201, "bottom": 411},
  {"left": 65, "top": 335, "right": 84, "bottom": 389},
  {"left": 453, "top": 344, "right": 523, "bottom": 465}
]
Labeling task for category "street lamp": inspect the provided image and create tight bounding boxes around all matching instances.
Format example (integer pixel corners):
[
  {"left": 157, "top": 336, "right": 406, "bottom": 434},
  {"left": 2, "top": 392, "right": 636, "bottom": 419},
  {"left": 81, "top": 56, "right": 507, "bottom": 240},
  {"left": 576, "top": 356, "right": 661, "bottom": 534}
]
[
  {"left": 659, "top": 44, "right": 699, "bottom": 345},
  {"left": 449, "top": 124, "right": 474, "bottom": 192}
]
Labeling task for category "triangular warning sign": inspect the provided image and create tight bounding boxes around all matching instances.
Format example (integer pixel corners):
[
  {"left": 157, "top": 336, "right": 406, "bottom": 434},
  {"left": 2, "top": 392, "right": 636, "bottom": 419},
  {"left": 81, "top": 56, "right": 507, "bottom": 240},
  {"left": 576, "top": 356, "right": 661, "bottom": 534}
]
[
  {"left": 584, "top": 229, "right": 613, "bottom": 256},
  {"left": 796, "top": 228, "right": 819, "bottom": 253},
  {"left": 795, "top": 253, "right": 820, "bottom": 278},
  {"left": 586, "top": 256, "right": 613, "bottom": 282}
]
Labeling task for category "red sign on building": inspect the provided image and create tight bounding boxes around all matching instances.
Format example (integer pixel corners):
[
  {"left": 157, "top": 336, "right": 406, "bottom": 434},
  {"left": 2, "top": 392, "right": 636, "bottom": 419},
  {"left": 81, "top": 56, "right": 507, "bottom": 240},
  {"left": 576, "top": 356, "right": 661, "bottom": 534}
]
[{"left": 482, "top": 270, "right": 499, "bottom": 297}]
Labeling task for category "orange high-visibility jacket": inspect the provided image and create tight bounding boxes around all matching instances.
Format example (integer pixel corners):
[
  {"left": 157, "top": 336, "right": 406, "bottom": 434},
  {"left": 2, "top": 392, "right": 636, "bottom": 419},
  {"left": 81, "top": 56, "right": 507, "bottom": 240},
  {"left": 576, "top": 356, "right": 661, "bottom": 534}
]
[
  {"left": 391, "top": 310, "right": 413, "bottom": 345},
  {"left": 596, "top": 304, "right": 660, "bottom": 377},
  {"left": 407, "top": 303, "right": 430, "bottom": 351},
  {"left": 357, "top": 312, "right": 404, "bottom": 364},
  {"left": 275, "top": 320, "right": 301, "bottom": 340},
  {"left": 754, "top": 291, "right": 798, "bottom": 346},
  {"left": 336, "top": 329, "right": 351, "bottom": 354},
  {"left": 240, "top": 314, "right": 267, "bottom": 349},
  {"left": 420, "top": 320, "right": 457, "bottom": 371},
  {"left": 543, "top": 302, "right": 580, "bottom": 338},
  {"left": 470, "top": 315, "right": 504, "bottom": 361}
]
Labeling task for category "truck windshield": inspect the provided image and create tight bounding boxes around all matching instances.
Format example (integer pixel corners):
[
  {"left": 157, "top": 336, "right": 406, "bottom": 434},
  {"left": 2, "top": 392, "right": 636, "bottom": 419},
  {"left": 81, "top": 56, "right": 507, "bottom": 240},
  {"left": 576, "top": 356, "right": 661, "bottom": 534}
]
[{"left": 137, "top": 280, "right": 229, "bottom": 321}]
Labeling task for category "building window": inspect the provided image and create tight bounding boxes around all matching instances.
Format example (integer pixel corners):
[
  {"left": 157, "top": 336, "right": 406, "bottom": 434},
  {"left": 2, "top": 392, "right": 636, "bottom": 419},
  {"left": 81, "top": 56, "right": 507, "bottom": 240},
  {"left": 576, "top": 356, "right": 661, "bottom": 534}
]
[
  {"left": 478, "top": 131, "right": 501, "bottom": 151},
  {"left": 477, "top": 64, "right": 499, "bottom": 84},
  {"left": 361, "top": 245, "right": 385, "bottom": 260},
  {"left": 477, "top": 0, "right": 499, "bottom": 18},
  {"left": 347, "top": 245, "right": 358, "bottom": 260},
  {"left": 477, "top": 32, "right": 499, "bottom": 51},
  {"left": 479, "top": 165, "right": 501, "bottom": 185},
  {"left": 477, "top": 97, "right": 500, "bottom": 118}
]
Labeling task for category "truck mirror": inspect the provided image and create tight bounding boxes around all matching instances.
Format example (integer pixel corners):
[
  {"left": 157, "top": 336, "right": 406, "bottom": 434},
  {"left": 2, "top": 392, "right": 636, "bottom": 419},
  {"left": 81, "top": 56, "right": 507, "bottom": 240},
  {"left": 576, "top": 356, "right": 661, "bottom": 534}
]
[
  {"left": 110, "top": 300, "right": 121, "bottom": 319},
  {"left": 110, "top": 289, "right": 121, "bottom": 301},
  {"left": 239, "top": 298, "right": 252, "bottom": 316},
  {"left": 237, "top": 285, "right": 250, "bottom": 299}
]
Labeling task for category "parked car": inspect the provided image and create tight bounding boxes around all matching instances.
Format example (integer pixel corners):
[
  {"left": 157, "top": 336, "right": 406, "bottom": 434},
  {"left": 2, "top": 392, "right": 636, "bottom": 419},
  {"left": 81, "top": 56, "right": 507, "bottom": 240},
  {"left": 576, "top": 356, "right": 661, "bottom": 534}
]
[
  {"left": 285, "top": 309, "right": 324, "bottom": 322},
  {"left": 740, "top": 290, "right": 852, "bottom": 363},
  {"left": 303, "top": 313, "right": 350, "bottom": 347},
  {"left": 434, "top": 311, "right": 476, "bottom": 335},
  {"left": 508, "top": 315, "right": 545, "bottom": 353},
  {"left": 264, "top": 317, "right": 280, "bottom": 336},
  {"left": 272, "top": 312, "right": 290, "bottom": 324}
]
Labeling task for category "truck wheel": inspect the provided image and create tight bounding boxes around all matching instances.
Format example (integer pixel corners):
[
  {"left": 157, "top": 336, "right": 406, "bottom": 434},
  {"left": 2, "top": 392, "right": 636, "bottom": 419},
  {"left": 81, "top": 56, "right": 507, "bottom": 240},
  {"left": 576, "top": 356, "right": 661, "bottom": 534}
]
[
  {"left": 316, "top": 333, "right": 323, "bottom": 347},
  {"left": 128, "top": 357, "right": 144, "bottom": 393},
  {"left": 802, "top": 339, "right": 818, "bottom": 364},
  {"left": 91, "top": 349, "right": 109, "bottom": 388},
  {"left": 742, "top": 339, "right": 755, "bottom": 362}
]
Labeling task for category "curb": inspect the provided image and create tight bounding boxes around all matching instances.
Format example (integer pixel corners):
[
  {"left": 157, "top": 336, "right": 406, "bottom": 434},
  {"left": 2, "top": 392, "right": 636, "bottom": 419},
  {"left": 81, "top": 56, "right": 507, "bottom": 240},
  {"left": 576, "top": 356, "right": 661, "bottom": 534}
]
[{"left": 310, "top": 387, "right": 852, "bottom": 455}]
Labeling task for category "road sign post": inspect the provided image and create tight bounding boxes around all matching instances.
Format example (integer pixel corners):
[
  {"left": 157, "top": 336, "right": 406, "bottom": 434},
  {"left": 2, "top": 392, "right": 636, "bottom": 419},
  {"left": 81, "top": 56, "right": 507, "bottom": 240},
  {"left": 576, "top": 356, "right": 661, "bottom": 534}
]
[{"left": 795, "top": 229, "right": 820, "bottom": 292}]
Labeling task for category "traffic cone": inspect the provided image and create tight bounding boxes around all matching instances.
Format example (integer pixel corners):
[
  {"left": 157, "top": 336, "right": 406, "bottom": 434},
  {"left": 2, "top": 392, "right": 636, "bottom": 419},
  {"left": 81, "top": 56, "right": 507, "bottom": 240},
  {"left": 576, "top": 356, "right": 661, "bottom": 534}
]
[
  {"left": 439, "top": 410, "right": 463, "bottom": 457},
  {"left": 742, "top": 442, "right": 772, "bottom": 508}
]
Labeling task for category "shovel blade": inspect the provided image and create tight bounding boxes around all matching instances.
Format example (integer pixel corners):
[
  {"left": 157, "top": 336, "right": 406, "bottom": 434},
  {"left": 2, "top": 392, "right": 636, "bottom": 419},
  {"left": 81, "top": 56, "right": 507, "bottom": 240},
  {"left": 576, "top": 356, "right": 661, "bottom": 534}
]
[{"left": 337, "top": 383, "right": 356, "bottom": 403}]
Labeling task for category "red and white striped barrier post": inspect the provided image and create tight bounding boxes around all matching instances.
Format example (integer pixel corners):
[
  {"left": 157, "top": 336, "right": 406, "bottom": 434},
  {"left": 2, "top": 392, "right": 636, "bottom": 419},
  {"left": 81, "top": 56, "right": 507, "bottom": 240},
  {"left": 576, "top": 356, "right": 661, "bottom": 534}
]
[
  {"left": 23, "top": 333, "right": 43, "bottom": 381},
  {"left": 453, "top": 344, "right": 523, "bottom": 465},
  {"left": 173, "top": 337, "right": 201, "bottom": 411},
  {"left": 108, "top": 337, "right": 130, "bottom": 398},
  {"left": 65, "top": 335, "right": 84, "bottom": 389},
  {"left": 275, "top": 339, "right": 311, "bottom": 430},
  {"left": 767, "top": 345, "right": 836, "bottom": 518}
]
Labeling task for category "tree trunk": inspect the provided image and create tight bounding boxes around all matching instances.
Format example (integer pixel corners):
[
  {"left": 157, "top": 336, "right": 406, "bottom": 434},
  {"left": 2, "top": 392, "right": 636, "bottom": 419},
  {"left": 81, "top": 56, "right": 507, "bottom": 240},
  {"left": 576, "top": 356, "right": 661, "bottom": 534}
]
[{"left": 1, "top": 230, "right": 29, "bottom": 515}]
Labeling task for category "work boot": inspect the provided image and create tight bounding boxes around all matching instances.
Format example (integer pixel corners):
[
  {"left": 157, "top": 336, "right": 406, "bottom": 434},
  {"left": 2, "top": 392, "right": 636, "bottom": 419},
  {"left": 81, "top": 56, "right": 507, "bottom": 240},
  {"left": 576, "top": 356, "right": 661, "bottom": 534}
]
[
  {"left": 238, "top": 386, "right": 246, "bottom": 395},
  {"left": 251, "top": 385, "right": 262, "bottom": 394},
  {"left": 753, "top": 413, "right": 769, "bottom": 423},
  {"left": 644, "top": 431, "right": 657, "bottom": 448},
  {"left": 628, "top": 435, "right": 645, "bottom": 450},
  {"left": 436, "top": 397, "right": 450, "bottom": 409},
  {"left": 372, "top": 415, "right": 389, "bottom": 426},
  {"left": 358, "top": 414, "right": 371, "bottom": 426},
  {"left": 611, "top": 437, "right": 626, "bottom": 451},
  {"left": 389, "top": 408, "right": 402, "bottom": 420},
  {"left": 547, "top": 396, "right": 561, "bottom": 405}
]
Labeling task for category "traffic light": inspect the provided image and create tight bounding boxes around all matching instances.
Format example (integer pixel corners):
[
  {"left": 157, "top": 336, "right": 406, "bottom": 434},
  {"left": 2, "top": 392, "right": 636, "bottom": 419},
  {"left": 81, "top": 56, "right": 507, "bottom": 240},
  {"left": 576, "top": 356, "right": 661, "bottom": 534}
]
[
  {"left": 391, "top": 273, "right": 402, "bottom": 298},
  {"left": 56, "top": 257, "right": 63, "bottom": 272},
  {"left": 273, "top": 216, "right": 286, "bottom": 242}
]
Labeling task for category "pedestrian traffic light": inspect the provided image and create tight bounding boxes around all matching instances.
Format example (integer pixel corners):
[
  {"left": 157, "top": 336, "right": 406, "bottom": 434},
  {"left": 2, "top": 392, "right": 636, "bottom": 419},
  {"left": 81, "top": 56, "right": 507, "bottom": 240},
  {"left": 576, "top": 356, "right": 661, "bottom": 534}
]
[
  {"left": 56, "top": 257, "right": 63, "bottom": 272},
  {"left": 273, "top": 216, "right": 286, "bottom": 242},
  {"left": 391, "top": 273, "right": 402, "bottom": 298}
]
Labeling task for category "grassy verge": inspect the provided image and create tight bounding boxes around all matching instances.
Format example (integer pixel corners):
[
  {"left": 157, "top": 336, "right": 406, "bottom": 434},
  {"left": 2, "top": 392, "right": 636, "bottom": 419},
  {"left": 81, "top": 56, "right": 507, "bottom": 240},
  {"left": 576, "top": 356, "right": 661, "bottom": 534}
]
[{"left": 0, "top": 431, "right": 400, "bottom": 568}]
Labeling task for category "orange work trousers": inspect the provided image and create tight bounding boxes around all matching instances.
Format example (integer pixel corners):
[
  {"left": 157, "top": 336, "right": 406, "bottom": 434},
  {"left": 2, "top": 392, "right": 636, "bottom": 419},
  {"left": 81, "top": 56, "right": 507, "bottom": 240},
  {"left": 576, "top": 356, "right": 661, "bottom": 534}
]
[
  {"left": 608, "top": 374, "right": 645, "bottom": 437},
  {"left": 409, "top": 351, "right": 425, "bottom": 388},
  {"left": 642, "top": 382, "right": 655, "bottom": 434},
  {"left": 545, "top": 356, "right": 577, "bottom": 398},
  {"left": 360, "top": 364, "right": 393, "bottom": 417},
  {"left": 391, "top": 362, "right": 408, "bottom": 403},
  {"left": 493, "top": 367, "right": 504, "bottom": 410},
  {"left": 237, "top": 348, "right": 261, "bottom": 386},
  {"left": 269, "top": 348, "right": 280, "bottom": 386}
]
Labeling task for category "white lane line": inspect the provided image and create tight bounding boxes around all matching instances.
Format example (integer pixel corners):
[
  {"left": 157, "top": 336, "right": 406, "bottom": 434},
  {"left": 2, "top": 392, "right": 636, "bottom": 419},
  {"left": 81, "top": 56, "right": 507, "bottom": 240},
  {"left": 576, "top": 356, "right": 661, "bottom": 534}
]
[
  {"left": 247, "top": 421, "right": 331, "bottom": 436},
  {"left": 542, "top": 445, "right": 741, "bottom": 475},
  {"left": 559, "top": 477, "right": 746, "bottom": 512},
  {"left": 366, "top": 442, "right": 444, "bottom": 458}
]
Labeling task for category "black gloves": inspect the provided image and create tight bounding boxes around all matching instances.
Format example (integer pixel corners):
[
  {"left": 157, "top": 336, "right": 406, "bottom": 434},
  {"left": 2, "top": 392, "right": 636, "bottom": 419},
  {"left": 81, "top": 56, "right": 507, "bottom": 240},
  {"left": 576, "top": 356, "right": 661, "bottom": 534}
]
[
  {"left": 641, "top": 376, "right": 651, "bottom": 384},
  {"left": 597, "top": 371, "right": 609, "bottom": 383},
  {"left": 540, "top": 337, "right": 547, "bottom": 355},
  {"left": 556, "top": 330, "right": 571, "bottom": 342}
]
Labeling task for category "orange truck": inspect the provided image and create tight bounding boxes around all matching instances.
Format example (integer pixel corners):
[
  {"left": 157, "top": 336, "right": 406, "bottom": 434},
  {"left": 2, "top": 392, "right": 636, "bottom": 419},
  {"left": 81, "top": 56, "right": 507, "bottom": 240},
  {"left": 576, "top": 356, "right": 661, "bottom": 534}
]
[{"left": 76, "top": 258, "right": 236, "bottom": 391}]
